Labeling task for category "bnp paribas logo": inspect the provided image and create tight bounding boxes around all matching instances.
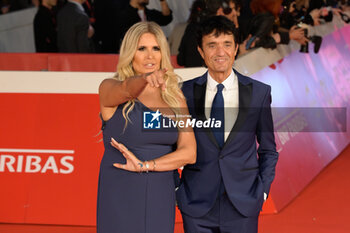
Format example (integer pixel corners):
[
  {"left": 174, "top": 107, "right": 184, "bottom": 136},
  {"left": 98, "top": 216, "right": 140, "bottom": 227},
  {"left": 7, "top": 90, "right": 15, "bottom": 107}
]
[{"left": 143, "top": 110, "right": 162, "bottom": 129}]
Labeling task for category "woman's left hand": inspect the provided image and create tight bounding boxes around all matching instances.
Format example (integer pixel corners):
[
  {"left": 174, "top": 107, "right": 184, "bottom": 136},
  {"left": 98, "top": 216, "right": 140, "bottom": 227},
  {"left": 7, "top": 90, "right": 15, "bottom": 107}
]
[{"left": 111, "top": 138, "right": 143, "bottom": 172}]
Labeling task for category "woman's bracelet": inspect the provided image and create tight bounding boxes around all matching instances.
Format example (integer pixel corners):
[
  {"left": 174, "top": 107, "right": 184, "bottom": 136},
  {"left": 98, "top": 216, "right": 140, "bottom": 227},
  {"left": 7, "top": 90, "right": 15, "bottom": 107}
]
[
  {"left": 138, "top": 162, "right": 144, "bottom": 173},
  {"left": 145, "top": 161, "right": 149, "bottom": 173},
  {"left": 138, "top": 160, "right": 156, "bottom": 173}
]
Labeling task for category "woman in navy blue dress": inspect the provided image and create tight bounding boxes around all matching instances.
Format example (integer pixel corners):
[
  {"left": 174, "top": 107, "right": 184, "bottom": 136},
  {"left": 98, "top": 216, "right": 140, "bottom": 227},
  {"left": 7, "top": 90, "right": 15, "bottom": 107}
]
[{"left": 97, "top": 22, "right": 196, "bottom": 233}]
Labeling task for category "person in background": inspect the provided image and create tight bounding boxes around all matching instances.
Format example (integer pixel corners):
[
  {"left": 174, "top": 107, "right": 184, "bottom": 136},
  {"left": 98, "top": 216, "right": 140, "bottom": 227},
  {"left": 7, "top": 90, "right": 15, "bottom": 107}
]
[
  {"left": 243, "top": 0, "right": 309, "bottom": 51},
  {"left": 168, "top": 0, "right": 206, "bottom": 56},
  {"left": 0, "top": 0, "right": 36, "bottom": 13},
  {"left": 82, "top": 0, "right": 100, "bottom": 50},
  {"left": 8, "top": 0, "right": 31, "bottom": 12},
  {"left": 245, "top": 0, "right": 286, "bottom": 49},
  {"left": 177, "top": 16, "right": 279, "bottom": 233},
  {"left": 94, "top": 0, "right": 129, "bottom": 53},
  {"left": 57, "top": 0, "right": 94, "bottom": 53},
  {"left": 0, "top": 0, "right": 11, "bottom": 13},
  {"left": 116, "top": 0, "right": 173, "bottom": 52},
  {"left": 97, "top": 21, "right": 196, "bottom": 233},
  {"left": 82, "top": 0, "right": 94, "bottom": 23},
  {"left": 33, "top": 0, "right": 58, "bottom": 52}
]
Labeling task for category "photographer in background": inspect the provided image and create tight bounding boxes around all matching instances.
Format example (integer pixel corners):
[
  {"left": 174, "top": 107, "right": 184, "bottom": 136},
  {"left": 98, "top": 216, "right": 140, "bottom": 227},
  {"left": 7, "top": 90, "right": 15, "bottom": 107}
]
[
  {"left": 299, "top": 0, "right": 348, "bottom": 25},
  {"left": 280, "top": 0, "right": 349, "bottom": 54},
  {"left": 339, "top": 0, "right": 350, "bottom": 11},
  {"left": 279, "top": 0, "right": 319, "bottom": 50},
  {"left": 245, "top": 0, "right": 291, "bottom": 50}
]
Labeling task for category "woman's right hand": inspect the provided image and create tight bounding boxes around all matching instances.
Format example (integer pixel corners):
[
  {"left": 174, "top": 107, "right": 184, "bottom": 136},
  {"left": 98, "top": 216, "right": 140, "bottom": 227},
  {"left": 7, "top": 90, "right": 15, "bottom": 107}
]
[
  {"left": 111, "top": 138, "right": 143, "bottom": 172},
  {"left": 99, "top": 68, "right": 168, "bottom": 111},
  {"left": 143, "top": 68, "right": 167, "bottom": 91}
]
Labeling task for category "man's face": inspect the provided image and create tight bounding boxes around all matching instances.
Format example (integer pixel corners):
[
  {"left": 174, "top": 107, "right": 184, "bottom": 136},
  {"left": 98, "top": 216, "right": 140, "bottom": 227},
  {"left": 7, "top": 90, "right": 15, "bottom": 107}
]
[{"left": 198, "top": 32, "right": 238, "bottom": 78}]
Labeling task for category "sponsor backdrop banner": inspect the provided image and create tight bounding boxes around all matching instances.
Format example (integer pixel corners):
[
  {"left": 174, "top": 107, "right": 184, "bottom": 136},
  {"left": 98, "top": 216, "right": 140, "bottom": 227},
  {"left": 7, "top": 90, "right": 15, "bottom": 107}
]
[{"left": 0, "top": 94, "right": 102, "bottom": 225}]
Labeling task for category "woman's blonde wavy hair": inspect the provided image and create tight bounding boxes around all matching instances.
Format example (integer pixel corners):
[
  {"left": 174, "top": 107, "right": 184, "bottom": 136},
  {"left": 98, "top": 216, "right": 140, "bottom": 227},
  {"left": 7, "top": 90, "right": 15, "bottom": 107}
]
[{"left": 114, "top": 21, "right": 184, "bottom": 127}]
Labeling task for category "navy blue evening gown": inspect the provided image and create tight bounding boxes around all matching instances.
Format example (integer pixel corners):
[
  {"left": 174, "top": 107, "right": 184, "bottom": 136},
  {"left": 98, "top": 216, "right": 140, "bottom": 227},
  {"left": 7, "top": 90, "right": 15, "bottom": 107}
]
[{"left": 97, "top": 101, "right": 178, "bottom": 233}]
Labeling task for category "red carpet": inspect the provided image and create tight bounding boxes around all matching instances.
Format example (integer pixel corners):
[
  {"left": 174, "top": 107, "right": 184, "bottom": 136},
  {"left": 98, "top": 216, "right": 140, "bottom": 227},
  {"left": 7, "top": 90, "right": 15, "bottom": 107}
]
[
  {"left": 259, "top": 144, "right": 350, "bottom": 233},
  {"left": 1, "top": 145, "right": 349, "bottom": 233}
]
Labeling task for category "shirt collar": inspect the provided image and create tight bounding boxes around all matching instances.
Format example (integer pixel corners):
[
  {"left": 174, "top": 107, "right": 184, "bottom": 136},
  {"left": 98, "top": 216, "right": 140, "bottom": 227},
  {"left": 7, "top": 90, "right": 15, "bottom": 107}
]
[
  {"left": 207, "top": 69, "right": 236, "bottom": 91},
  {"left": 68, "top": 0, "right": 85, "bottom": 12}
]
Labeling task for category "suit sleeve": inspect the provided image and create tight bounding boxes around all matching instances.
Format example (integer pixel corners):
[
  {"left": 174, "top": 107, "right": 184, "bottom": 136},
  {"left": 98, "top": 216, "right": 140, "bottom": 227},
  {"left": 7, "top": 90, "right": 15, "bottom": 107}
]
[
  {"left": 75, "top": 13, "right": 91, "bottom": 53},
  {"left": 256, "top": 85, "right": 279, "bottom": 196},
  {"left": 147, "top": 9, "right": 173, "bottom": 26},
  {"left": 34, "top": 13, "right": 55, "bottom": 52},
  {"left": 34, "top": 14, "right": 47, "bottom": 52}
]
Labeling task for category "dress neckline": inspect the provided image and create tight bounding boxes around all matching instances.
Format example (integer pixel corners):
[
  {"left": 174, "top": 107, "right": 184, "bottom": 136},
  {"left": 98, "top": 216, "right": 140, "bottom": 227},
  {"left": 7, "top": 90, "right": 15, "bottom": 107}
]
[{"left": 135, "top": 99, "right": 176, "bottom": 121}]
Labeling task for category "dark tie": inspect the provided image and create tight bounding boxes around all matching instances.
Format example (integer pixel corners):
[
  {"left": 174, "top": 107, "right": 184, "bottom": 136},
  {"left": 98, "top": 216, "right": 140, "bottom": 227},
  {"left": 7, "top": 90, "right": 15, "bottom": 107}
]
[{"left": 210, "top": 84, "right": 225, "bottom": 148}]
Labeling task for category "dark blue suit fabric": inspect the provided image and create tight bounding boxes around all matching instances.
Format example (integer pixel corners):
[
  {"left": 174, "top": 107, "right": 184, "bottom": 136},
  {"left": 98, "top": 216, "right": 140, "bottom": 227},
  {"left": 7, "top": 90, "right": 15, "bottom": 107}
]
[{"left": 177, "top": 69, "right": 279, "bottom": 219}]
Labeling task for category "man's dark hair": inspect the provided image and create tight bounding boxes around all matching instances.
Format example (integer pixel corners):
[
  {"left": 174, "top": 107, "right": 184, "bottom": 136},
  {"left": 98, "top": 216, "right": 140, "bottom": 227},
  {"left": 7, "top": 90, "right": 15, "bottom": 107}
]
[{"left": 196, "top": 16, "right": 238, "bottom": 49}]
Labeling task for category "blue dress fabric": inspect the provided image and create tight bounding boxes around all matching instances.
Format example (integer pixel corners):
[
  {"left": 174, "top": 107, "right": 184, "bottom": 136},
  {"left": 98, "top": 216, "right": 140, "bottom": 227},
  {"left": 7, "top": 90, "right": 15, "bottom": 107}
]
[{"left": 97, "top": 101, "right": 178, "bottom": 233}]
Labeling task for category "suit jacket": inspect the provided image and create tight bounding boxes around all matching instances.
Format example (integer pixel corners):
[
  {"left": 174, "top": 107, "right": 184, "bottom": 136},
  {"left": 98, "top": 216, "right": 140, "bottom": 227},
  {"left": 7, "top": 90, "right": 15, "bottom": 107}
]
[
  {"left": 93, "top": 0, "right": 129, "bottom": 53},
  {"left": 33, "top": 5, "right": 58, "bottom": 52},
  {"left": 57, "top": 2, "right": 92, "bottom": 53},
  {"left": 176, "top": 69, "right": 279, "bottom": 218},
  {"left": 116, "top": 4, "right": 173, "bottom": 52}
]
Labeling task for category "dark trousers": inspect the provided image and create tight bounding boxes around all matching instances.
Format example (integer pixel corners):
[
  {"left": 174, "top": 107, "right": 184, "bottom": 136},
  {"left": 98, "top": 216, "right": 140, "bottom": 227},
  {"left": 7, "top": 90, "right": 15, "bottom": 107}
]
[{"left": 181, "top": 193, "right": 258, "bottom": 233}]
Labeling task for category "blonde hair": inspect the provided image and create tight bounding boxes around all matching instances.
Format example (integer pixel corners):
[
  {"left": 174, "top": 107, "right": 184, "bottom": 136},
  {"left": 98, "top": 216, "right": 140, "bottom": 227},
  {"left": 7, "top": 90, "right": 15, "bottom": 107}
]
[{"left": 115, "top": 22, "right": 184, "bottom": 126}]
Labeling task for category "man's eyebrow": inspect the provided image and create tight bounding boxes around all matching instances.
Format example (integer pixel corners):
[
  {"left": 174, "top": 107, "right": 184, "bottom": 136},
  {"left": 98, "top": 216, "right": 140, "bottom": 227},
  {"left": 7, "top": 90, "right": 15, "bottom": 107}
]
[{"left": 206, "top": 42, "right": 217, "bottom": 45}]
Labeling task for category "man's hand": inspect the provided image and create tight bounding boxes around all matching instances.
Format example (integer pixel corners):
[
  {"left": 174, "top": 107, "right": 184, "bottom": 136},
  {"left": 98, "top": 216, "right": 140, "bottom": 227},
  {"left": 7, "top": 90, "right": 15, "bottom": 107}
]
[
  {"left": 310, "top": 9, "right": 321, "bottom": 25},
  {"left": 289, "top": 25, "right": 309, "bottom": 45}
]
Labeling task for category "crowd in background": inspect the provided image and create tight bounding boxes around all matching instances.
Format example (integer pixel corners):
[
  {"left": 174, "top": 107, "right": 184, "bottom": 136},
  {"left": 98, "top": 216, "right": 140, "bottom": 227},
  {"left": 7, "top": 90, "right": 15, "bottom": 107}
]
[
  {"left": 0, "top": 0, "right": 37, "bottom": 13},
  {"left": 1, "top": 0, "right": 349, "bottom": 67},
  {"left": 176, "top": 0, "right": 350, "bottom": 67}
]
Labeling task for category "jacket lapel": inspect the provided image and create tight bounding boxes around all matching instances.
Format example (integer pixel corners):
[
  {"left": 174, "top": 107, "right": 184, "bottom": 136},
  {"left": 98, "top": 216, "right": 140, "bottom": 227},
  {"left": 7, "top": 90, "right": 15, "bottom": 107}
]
[{"left": 223, "top": 72, "right": 253, "bottom": 149}]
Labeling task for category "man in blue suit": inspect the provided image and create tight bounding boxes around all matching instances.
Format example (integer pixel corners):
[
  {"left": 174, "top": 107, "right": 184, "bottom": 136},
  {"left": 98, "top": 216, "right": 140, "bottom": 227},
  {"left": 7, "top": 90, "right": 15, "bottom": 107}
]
[{"left": 177, "top": 16, "right": 279, "bottom": 233}]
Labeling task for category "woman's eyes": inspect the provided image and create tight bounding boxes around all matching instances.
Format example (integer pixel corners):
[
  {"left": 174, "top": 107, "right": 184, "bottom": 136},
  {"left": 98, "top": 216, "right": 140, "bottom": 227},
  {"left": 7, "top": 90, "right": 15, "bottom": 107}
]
[
  {"left": 138, "top": 46, "right": 146, "bottom": 51},
  {"left": 137, "top": 46, "right": 161, "bottom": 51}
]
